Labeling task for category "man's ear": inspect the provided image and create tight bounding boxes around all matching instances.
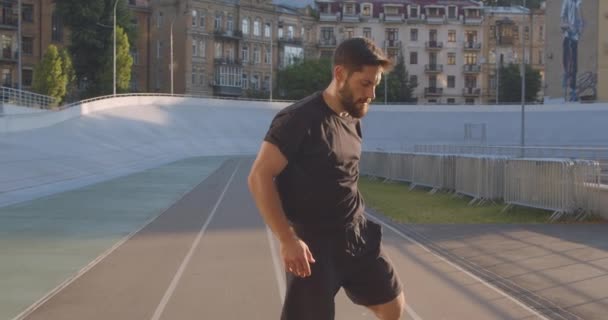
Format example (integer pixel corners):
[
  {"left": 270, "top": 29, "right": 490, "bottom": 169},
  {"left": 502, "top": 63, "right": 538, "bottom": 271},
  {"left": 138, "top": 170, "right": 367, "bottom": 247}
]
[{"left": 334, "top": 65, "right": 346, "bottom": 83}]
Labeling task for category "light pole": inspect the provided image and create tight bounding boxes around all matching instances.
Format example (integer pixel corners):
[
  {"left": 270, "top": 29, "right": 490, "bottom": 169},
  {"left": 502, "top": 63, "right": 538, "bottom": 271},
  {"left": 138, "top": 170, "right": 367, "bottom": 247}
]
[
  {"left": 113, "top": 0, "right": 119, "bottom": 96},
  {"left": 520, "top": 0, "right": 527, "bottom": 155},
  {"left": 17, "top": 0, "right": 21, "bottom": 90},
  {"left": 170, "top": 18, "right": 175, "bottom": 95}
]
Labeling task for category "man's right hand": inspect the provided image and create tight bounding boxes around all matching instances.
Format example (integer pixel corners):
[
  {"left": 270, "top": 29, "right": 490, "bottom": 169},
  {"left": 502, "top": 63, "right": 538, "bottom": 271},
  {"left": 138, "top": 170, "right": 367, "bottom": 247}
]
[{"left": 280, "top": 237, "right": 316, "bottom": 278}]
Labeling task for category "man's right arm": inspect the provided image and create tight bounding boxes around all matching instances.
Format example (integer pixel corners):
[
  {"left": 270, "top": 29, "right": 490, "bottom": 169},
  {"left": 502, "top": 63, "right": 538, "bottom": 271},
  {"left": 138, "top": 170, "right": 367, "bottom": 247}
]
[{"left": 248, "top": 141, "right": 315, "bottom": 277}]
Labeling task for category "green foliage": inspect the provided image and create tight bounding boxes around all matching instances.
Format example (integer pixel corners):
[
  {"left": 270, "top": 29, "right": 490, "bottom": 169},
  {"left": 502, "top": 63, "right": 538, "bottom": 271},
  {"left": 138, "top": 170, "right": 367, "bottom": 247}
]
[
  {"left": 56, "top": 0, "right": 135, "bottom": 98},
  {"left": 481, "top": 0, "right": 543, "bottom": 9},
  {"left": 32, "top": 45, "right": 66, "bottom": 104},
  {"left": 276, "top": 58, "right": 333, "bottom": 100},
  {"left": 99, "top": 26, "right": 133, "bottom": 93},
  {"left": 498, "top": 63, "right": 542, "bottom": 103},
  {"left": 375, "top": 54, "right": 417, "bottom": 103}
]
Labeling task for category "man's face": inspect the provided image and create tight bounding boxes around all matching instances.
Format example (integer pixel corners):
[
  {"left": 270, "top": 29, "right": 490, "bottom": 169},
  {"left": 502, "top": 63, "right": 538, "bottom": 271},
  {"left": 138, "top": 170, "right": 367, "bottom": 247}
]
[{"left": 337, "top": 65, "right": 383, "bottom": 119}]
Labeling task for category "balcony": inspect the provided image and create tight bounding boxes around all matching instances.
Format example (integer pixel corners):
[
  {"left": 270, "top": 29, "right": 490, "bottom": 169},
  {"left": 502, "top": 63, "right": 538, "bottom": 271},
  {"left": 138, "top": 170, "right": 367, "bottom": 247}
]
[
  {"left": 0, "top": 48, "right": 17, "bottom": 62},
  {"left": 426, "top": 41, "right": 443, "bottom": 50},
  {"left": 425, "top": 87, "right": 443, "bottom": 96},
  {"left": 463, "top": 42, "right": 481, "bottom": 51},
  {"left": 214, "top": 58, "right": 242, "bottom": 66},
  {"left": 0, "top": 15, "right": 18, "bottom": 29},
  {"left": 497, "top": 36, "right": 514, "bottom": 46},
  {"left": 382, "top": 13, "right": 404, "bottom": 23},
  {"left": 463, "top": 87, "right": 481, "bottom": 97},
  {"left": 463, "top": 64, "right": 481, "bottom": 73},
  {"left": 384, "top": 40, "right": 401, "bottom": 49},
  {"left": 317, "top": 37, "right": 337, "bottom": 48},
  {"left": 319, "top": 12, "right": 340, "bottom": 22},
  {"left": 407, "top": 15, "right": 423, "bottom": 24},
  {"left": 213, "top": 29, "right": 242, "bottom": 40},
  {"left": 278, "top": 37, "right": 303, "bottom": 47},
  {"left": 464, "top": 15, "right": 483, "bottom": 25},
  {"left": 342, "top": 14, "right": 360, "bottom": 23},
  {"left": 425, "top": 64, "right": 443, "bottom": 73},
  {"left": 426, "top": 15, "right": 446, "bottom": 25}
]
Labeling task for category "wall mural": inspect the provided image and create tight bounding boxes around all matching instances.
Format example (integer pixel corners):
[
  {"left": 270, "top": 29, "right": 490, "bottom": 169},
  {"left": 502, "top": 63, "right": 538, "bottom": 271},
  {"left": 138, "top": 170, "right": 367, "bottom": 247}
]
[{"left": 560, "top": 0, "right": 595, "bottom": 101}]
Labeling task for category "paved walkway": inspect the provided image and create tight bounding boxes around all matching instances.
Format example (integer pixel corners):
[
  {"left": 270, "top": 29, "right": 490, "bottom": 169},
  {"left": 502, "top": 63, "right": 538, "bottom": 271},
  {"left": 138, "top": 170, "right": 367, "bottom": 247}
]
[{"left": 1, "top": 156, "right": 607, "bottom": 319}]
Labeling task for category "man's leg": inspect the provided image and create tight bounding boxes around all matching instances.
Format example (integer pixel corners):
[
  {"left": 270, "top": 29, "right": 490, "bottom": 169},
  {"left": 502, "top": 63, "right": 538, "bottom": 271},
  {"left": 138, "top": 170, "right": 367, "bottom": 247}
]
[{"left": 367, "top": 292, "right": 406, "bottom": 320}]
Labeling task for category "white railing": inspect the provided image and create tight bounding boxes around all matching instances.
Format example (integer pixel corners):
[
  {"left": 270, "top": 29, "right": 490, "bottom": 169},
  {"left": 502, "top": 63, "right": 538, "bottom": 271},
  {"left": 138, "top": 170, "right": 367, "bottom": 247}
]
[
  {"left": 0, "top": 86, "right": 56, "bottom": 111},
  {"left": 455, "top": 155, "right": 508, "bottom": 204}
]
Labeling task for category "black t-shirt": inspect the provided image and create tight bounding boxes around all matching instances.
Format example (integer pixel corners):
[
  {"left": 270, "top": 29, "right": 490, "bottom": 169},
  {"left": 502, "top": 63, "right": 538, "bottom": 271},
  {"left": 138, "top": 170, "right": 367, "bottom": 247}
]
[{"left": 264, "top": 91, "right": 364, "bottom": 230}]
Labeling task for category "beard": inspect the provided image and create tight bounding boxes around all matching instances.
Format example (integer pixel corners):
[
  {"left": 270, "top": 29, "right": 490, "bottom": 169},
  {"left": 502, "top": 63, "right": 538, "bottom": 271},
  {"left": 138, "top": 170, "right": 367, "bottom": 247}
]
[{"left": 338, "top": 83, "right": 370, "bottom": 119}]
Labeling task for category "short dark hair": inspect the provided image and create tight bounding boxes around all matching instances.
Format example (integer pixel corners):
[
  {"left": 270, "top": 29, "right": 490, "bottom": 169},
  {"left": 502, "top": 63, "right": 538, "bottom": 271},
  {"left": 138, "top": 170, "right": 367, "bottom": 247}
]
[{"left": 333, "top": 37, "right": 393, "bottom": 74}]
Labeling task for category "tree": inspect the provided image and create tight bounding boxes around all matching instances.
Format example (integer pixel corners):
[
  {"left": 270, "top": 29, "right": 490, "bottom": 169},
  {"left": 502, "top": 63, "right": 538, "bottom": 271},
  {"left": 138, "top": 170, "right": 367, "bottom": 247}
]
[
  {"left": 56, "top": 0, "right": 135, "bottom": 98},
  {"left": 276, "top": 58, "right": 333, "bottom": 100},
  {"left": 99, "top": 26, "right": 133, "bottom": 93},
  {"left": 59, "top": 48, "right": 76, "bottom": 102},
  {"left": 375, "top": 54, "right": 417, "bottom": 103},
  {"left": 498, "top": 63, "right": 542, "bottom": 103},
  {"left": 32, "top": 45, "right": 67, "bottom": 104},
  {"left": 481, "top": 0, "right": 543, "bottom": 9}
]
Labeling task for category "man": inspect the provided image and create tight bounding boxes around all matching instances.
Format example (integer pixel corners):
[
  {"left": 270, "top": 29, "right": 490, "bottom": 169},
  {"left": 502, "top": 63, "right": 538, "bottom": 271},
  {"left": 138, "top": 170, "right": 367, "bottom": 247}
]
[
  {"left": 248, "top": 37, "right": 405, "bottom": 320},
  {"left": 561, "top": 0, "right": 583, "bottom": 102}
]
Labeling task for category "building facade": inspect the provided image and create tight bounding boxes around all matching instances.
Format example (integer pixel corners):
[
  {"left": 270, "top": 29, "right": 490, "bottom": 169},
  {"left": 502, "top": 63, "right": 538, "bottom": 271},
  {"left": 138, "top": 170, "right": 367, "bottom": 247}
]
[
  {"left": 314, "top": 0, "right": 485, "bottom": 104},
  {"left": 148, "top": 0, "right": 317, "bottom": 97},
  {"left": 544, "top": 0, "right": 606, "bottom": 103},
  {"left": 481, "top": 6, "right": 545, "bottom": 104}
]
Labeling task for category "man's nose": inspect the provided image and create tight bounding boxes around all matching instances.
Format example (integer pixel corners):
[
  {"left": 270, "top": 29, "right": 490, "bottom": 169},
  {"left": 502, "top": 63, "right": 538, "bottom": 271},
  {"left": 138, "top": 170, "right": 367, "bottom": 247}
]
[{"left": 368, "top": 87, "right": 376, "bottom": 101}]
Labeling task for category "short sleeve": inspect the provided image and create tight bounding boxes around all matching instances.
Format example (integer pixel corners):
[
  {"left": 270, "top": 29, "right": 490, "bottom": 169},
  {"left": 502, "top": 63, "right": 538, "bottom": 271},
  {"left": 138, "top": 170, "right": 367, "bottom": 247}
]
[{"left": 264, "top": 110, "right": 308, "bottom": 161}]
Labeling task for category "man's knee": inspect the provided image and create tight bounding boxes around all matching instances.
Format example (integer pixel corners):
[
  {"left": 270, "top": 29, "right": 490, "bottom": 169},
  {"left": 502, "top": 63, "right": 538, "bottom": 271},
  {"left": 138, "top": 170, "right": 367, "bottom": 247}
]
[{"left": 368, "top": 292, "right": 405, "bottom": 320}]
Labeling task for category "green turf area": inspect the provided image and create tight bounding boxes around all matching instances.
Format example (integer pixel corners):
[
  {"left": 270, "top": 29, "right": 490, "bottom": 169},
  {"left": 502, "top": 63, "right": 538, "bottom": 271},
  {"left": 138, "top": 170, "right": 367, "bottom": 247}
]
[{"left": 359, "top": 177, "right": 558, "bottom": 224}]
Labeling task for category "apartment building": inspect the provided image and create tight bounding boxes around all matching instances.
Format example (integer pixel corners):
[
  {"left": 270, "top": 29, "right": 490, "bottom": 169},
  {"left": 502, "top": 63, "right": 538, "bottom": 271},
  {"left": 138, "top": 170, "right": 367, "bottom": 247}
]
[
  {"left": 314, "top": 0, "right": 485, "bottom": 104},
  {"left": 545, "top": 0, "right": 606, "bottom": 102},
  {"left": 149, "top": 0, "right": 317, "bottom": 97},
  {"left": 128, "top": 0, "right": 152, "bottom": 92},
  {"left": 481, "top": 6, "right": 545, "bottom": 104}
]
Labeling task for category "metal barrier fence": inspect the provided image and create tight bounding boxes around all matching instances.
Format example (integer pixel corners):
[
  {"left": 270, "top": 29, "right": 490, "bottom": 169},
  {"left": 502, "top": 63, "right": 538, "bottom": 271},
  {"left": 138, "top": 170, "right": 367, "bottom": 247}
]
[
  {"left": 455, "top": 156, "right": 508, "bottom": 204},
  {"left": 503, "top": 158, "right": 601, "bottom": 221},
  {"left": 361, "top": 152, "right": 601, "bottom": 220},
  {"left": 0, "top": 86, "right": 56, "bottom": 110}
]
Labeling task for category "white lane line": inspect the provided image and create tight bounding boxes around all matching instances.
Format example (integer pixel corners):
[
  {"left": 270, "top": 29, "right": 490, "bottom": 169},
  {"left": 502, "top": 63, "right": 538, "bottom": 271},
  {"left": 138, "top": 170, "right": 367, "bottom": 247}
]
[
  {"left": 266, "top": 226, "right": 286, "bottom": 302},
  {"left": 150, "top": 161, "right": 240, "bottom": 320},
  {"left": 367, "top": 213, "right": 551, "bottom": 320}
]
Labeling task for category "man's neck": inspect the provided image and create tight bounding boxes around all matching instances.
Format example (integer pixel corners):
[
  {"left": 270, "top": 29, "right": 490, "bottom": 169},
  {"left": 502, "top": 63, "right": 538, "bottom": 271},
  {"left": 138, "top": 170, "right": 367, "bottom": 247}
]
[{"left": 322, "top": 85, "right": 346, "bottom": 116}]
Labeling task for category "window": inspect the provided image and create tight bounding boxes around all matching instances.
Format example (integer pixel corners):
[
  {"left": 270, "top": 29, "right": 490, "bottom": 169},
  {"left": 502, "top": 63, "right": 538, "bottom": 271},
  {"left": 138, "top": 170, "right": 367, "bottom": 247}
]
[
  {"left": 362, "top": 4, "right": 371, "bottom": 16},
  {"left": 344, "top": 3, "right": 355, "bottom": 15},
  {"left": 264, "top": 46, "right": 270, "bottom": 64},
  {"left": 539, "top": 26, "right": 544, "bottom": 41},
  {"left": 157, "top": 11, "right": 163, "bottom": 28},
  {"left": 465, "top": 98, "right": 475, "bottom": 105},
  {"left": 192, "top": 39, "right": 198, "bottom": 56},
  {"left": 242, "top": 73, "right": 248, "bottom": 89},
  {"left": 242, "top": 18, "right": 249, "bottom": 35},
  {"left": 227, "top": 14, "right": 233, "bottom": 31},
  {"left": 263, "top": 75, "right": 270, "bottom": 91},
  {"left": 465, "top": 75, "right": 476, "bottom": 88},
  {"left": 199, "top": 11, "right": 205, "bottom": 29},
  {"left": 215, "top": 42, "right": 222, "bottom": 58},
  {"left": 192, "top": 71, "right": 197, "bottom": 85},
  {"left": 490, "top": 26, "right": 496, "bottom": 40},
  {"left": 447, "top": 98, "right": 456, "bottom": 104},
  {"left": 363, "top": 27, "right": 371, "bottom": 39},
  {"left": 2, "top": 69, "right": 11, "bottom": 86},
  {"left": 409, "top": 52, "right": 417, "bottom": 64},
  {"left": 200, "top": 40, "right": 206, "bottom": 58},
  {"left": 409, "top": 75, "right": 417, "bottom": 86},
  {"left": 214, "top": 13, "right": 222, "bottom": 30},
  {"left": 278, "top": 27, "right": 284, "bottom": 39},
  {"left": 385, "top": 7, "right": 398, "bottom": 15},
  {"left": 254, "top": 19, "right": 261, "bottom": 36},
  {"left": 251, "top": 73, "right": 259, "bottom": 90},
  {"left": 241, "top": 45, "right": 249, "bottom": 61},
  {"left": 23, "top": 69, "right": 33, "bottom": 87},
  {"left": 447, "top": 52, "right": 456, "bottom": 65},
  {"left": 22, "top": 36, "right": 33, "bottom": 55},
  {"left": 131, "top": 48, "right": 139, "bottom": 65},
  {"left": 524, "top": 26, "right": 529, "bottom": 40},
  {"left": 448, "top": 6, "right": 456, "bottom": 19},
  {"left": 200, "top": 71, "right": 205, "bottom": 86},
  {"left": 410, "top": 6, "right": 418, "bottom": 18},
  {"left": 51, "top": 11, "right": 63, "bottom": 42},
  {"left": 410, "top": 28, "right": 418, "bottom": 41},
  {"left": 447, "top": 75, "right": 455, "bottom": 88},
  {"left": 538, "top": 50, "right": 543, "bottom": 65},
  {"left": 227, "top": 47, "right": 234, "bottom": 60},
  {"left": 287, "top": 25, "right": 294, "bottom": 39},
  {"left": 156, "top": 40, "right": 162, "bottom": 59},
  {"left": 465, "top": 53, "right": 477, "bottom": 65},
  {"left": 192, "top": 10, "right": 197, "bottom": 27},
  {"left": 345, "top": 27, "right": 354, "bottom": 39},
  {"left": 22, "top": 4, "right": 33, "bottom": 22},
  {"left": 448, "top": 30, "right": 456, "bottom": 42},
  {"left": 253, "top": 46, "right": 260, "bottom": 63},
  {"left": 265, "top": 23, "right": 271, "bottom": 38}
]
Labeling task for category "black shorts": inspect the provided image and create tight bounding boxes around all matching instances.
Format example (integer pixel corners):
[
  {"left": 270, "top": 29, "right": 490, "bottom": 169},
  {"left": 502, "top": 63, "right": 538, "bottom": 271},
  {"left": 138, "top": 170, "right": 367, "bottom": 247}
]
[{"left": 281, "top": 219, "right": 403, "bottom": 320}]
